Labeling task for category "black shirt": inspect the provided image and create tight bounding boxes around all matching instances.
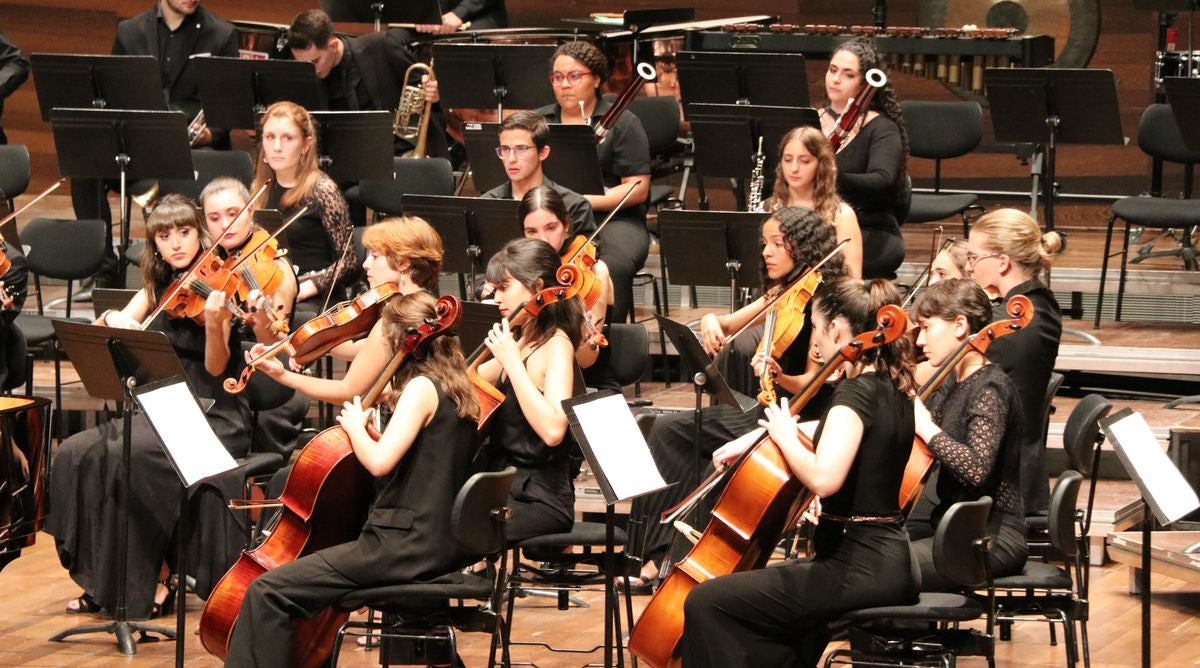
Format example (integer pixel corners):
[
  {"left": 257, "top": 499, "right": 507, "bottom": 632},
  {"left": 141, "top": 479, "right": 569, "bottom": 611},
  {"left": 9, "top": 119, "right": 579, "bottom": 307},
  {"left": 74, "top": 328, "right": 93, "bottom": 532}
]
[
  {"left": 155, "top": 6, "right": 200, "bottom": 91},
  {"left": 480, "top": 177, "right": 597, "bottom": 237},
  {"left": 835, "top": 115, "right": 905, "bottom": 234},
  {"left": 322, "top": 37, "right": 370, "bottom": 112}
]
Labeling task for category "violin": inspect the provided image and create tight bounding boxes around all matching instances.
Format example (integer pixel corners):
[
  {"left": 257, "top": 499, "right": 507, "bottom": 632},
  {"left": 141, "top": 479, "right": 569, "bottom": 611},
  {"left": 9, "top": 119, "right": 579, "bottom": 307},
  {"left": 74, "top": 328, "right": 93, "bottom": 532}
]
[
  {"left": 200, "top": 295, "right": 462, "bottom": 667},
  {"left": 756, "top": 269, "right": 822, "bottom": 406},
  {"left": 898, "top": 294, "right": 1034, "bottom": 514},
  {"left": 224, "top": 228, "right": 292, "bottom": 336},
  {"left": 0, "top": 179, "right": 65, "bottom": 311},
  {"left": 560, "top": 235, "right": 608, "bottom": 348},
  {"left": 224, "top": 282, "right": 402, "bottom": 393},
  {"left": 629, "top": 304, "right": 909, "bottom": 668}
]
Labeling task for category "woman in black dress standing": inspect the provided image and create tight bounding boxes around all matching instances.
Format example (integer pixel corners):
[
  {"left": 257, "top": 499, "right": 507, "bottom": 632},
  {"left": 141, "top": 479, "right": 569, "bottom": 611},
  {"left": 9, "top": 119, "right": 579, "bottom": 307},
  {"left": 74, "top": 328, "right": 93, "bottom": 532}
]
[
  {"left": 47, "top": 194, "right": 252, "bottom": 620},
  {"left": 680, "top": 277, "right": 918, "bottom": 667},
  {"left": 819, "top": 37, "right": 910, "bottom": 280}
]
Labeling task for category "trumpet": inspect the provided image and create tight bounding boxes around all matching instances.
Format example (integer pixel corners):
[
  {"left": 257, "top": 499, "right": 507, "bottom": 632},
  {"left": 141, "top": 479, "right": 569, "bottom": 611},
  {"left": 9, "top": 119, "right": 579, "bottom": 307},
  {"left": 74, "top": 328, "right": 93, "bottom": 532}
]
[
  {"left": 394, "top": 62, "right": 434, "bottom": 159},
  {"left": 187, "top": 109, "right": 207, "bottom": 146}
]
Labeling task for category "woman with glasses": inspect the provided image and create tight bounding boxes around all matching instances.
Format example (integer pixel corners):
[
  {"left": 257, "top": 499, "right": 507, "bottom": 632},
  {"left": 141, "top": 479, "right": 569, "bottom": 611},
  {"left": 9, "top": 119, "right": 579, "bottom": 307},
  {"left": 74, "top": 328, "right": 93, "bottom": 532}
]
[
  {"left": 967, "top": 208, "right": 1063, "bottom": 516},
  {"left": 537, "top": 40, "right": 652, "bottom": 324}
]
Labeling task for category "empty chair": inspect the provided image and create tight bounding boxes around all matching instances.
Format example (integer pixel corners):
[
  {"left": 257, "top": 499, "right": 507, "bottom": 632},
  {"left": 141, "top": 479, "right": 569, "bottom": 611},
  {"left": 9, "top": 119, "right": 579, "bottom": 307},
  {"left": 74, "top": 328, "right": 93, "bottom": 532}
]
[
  {"left": 353, "top": 157, "right": 455, "bottom": 219},
  {"left": 899, "top": 101, "right": 984, "bottom": 236},
  {"left": 0, "top": 144, "right": 31, "bottom": 212}
]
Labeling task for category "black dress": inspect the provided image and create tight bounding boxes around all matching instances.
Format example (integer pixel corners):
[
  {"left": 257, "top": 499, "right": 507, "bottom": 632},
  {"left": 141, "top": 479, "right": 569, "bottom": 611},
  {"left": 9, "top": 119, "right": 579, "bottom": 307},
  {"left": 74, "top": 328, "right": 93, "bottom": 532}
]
[
  {"left": 910, "top": 364, "right": 1027, "bottom": 591},
  {"left": 268, "top": 175, "right": 354, "bottom": 320},
  {"left": 225, "top": 380, "right": 477, "bottom": 667},
  {"left": 679, "top": 372, "right": 917, "bottom": 668},
  {"left": 834, "top": 115, "right": 906, "bottom": 279},
  {"left": 46, "top": 293, "right": 252, "bottom": 619}
]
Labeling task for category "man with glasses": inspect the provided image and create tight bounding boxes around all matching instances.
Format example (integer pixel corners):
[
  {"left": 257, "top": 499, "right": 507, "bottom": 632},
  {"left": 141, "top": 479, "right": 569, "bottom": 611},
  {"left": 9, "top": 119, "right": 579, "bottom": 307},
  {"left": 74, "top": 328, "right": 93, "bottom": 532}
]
[{"left": 480, "top": 110, "right": 596, "bottom": 236}]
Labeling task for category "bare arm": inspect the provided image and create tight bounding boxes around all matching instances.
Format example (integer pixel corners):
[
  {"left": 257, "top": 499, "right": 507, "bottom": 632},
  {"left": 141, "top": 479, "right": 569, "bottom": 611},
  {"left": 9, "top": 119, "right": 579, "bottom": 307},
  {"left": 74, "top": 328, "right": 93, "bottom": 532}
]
[
  {"left": 834, "top": 203, "right": 863, "bottom": 279},
  {"left": 259, "top": 319, "right": 391, "bottom": 404},
  {"left": 337, "top": 376, "right": 438, "bottom": 477},
  {"left": 762, "top": 398, "right": 861, "bottom": 498}
]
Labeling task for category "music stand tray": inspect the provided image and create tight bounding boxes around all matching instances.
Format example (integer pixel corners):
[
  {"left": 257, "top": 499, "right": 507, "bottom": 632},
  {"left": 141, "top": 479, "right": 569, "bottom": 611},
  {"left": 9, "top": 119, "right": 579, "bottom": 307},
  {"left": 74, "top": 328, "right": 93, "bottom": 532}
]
[
  {"left": 91, "top": 288, "right": 139, "bottom": 319},
  {"left": 656, "top": 315, "right": 758, "bottom": 414},
  {"left": 466, "top": 122, "right": 605, "bottom": 197},
  {"left": 1164, "top": 76, "right": 1200, "bottom": 152},
  {"left": 677, "top": 51, "right": 809, "bottom": 108},
  {"left": 401, "top": 195, "right": 520, "bottom": 294},
  {"left": 462, "top": 123, "right": 508, "bottom": 195},
  {"left": 686, "top": 103, "right": 820, "bottom": 180},
  {"left": 657, "top": 209, "right": 767, "bottom": 308},
  {"left": 431, "top": 43, "right": 558, "bottom": 114},
  {"left": 309, "top": 111, "right": 394, "bottom": 181},
  {"left": 458, "top": 300, "right": 502, "bottom": 355},
  {"left": 30, "top": 54, "right": 166, "bottom": 120},
  {"left": 196, "top": 57, "right": 322, "bottom": 130}
]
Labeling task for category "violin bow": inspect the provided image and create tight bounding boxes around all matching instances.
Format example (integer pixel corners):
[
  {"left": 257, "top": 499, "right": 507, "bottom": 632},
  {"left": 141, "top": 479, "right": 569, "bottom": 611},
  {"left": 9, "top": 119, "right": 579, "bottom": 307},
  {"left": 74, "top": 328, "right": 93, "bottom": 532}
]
[
  {"left": 317, "top": 226, "right": 356, "bottom": 315},
  {"left": 0, "top": 179, "right": 65, "bottom": 230},
  {"left": 139, "top": 181, "right": 270, "bottom": 329},
  {"left": 226, "top": 205, "right": 309, "bottom": 276},
  {"left": 563, "top": 178, "right": 643, "bottom": 266},
  {"left": 901, "top": 227, "right": 951, "bottom": 309}
]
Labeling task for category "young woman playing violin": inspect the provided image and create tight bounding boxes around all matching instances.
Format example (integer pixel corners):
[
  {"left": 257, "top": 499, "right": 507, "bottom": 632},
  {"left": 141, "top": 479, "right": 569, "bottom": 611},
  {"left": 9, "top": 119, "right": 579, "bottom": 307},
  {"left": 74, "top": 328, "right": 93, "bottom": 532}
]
[
  {"left": 519, "top": 184, "right": 616, "bottom": 389},
  {"left": 680, "top": 277, "right": 918, "bottom": 668},
  {"left": 475, "top": 237, "right": 584, "bottom": 542},
  {"left": 46, "top": 194, "right": 253, "bottom": 620},
  {"left": 630, "top": 206, "right": 846, "bottom": 590},
  {"left": 224, "top": 291, "right": 480, "bottom": 668},
  {"left": 909, "top": 278, "right": 1027, "bottom": 589}
]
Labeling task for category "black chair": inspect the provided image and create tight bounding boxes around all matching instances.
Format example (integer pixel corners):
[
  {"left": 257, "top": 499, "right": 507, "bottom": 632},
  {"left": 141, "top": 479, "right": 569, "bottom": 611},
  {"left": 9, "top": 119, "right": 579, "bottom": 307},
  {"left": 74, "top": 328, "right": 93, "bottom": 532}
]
[
  {"left": 0, "top": 144, "right": 31, "bottom": 213},
  {"left": 1096, "top": 104, "right": 1200, "bottom": 328},
  {"left": 1061, "top": 393, "right": 1112, "bottom": 601},
  {"left": 992, "top": 470, "right": 1089, "bottom": 668},
  {"left": 605, "top": 321, "right": 651, "bottom": 404},
  {"left": 626, "top": 95, "right": 686, "bottom": 211},
  {"left": 1027, "top": 370, "right": 1066, "bottom": 544},
  {"left": 824, "top": 497, "right": 996, "bottom": 668},
  {"left": 331, "top": 466, "right": 516, "bottom": 668},
  {"left": 899, "top": 101, "right": 984, "bottom": 236},
  {"left": 353, "top": 157, "right": 455, "bottom": 220}
]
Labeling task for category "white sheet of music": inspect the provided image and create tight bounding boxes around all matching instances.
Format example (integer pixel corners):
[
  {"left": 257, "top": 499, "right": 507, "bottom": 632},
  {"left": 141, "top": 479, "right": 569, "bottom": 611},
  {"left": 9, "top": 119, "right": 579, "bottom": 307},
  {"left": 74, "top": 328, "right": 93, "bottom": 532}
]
[
  {"left": 136, "top": 380, "right": 238, "bottom": 488},
  {"left": 1105, "top": 409, "right": 1200, "bottom": 525},
  {"left": 570, "top": 393, "right": 668, "bottom": 503}
]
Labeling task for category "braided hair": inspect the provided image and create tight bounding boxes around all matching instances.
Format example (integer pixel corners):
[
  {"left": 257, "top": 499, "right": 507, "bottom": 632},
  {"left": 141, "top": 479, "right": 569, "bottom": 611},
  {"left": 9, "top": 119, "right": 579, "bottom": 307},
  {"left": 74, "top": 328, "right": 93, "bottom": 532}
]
[{"left": 550, "top": 41, "right": 610, "bottom": 86}]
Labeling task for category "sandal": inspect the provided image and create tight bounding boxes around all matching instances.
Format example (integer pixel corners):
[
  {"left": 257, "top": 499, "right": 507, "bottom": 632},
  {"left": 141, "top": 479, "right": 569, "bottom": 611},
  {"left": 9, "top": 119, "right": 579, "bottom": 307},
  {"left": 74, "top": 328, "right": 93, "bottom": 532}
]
[
  {"left": 150, "top": 578, "right": 178, "bottom": 619},
  {"left": 65, "top": 593, "right": 101, "bottom": 614}
]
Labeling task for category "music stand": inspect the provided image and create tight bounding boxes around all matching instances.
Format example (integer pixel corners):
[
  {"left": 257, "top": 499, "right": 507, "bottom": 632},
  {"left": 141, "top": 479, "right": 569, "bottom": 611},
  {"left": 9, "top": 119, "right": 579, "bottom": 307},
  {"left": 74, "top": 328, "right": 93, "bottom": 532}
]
[
  {"left": 1164, "top": 76, "right": 1200, "bottom": 151},
  {"left": 457, "top": 301, "right": 502, "bottom": 354},
  {"left": 309, "top": 111, "right": 394, "bottom": 181},
  {"left": 195, "top": 57, "right": 322, "bottom": 130},
  {"left": 984, "top": 68, "right": 1125, "bottom": 232},
  {"left": 465, "top": 122, "right": 605, "bottom": 196},
  {"left": 30, "top": 54, "right": 166, "bottom": 120},
  {"left": 48, "top": 108, "right": 194, "bottom": 286},
  {"left": 91, "top": 288, "right": 139, "bottom": 319},
  {"left": 400, "top": 195, "right": 520, "bottom": 297},
  {"left": 48, "top": 320, "right": 188, "bottom": 655},
  {"left": 676, "top": 51, "right": 809, "bottom": 108},
  {"left": 431, "top": 43, "right": 558, "bottom": 117},
  {"left": 657, "top": 209, "right": 766, "bottom": 310}
]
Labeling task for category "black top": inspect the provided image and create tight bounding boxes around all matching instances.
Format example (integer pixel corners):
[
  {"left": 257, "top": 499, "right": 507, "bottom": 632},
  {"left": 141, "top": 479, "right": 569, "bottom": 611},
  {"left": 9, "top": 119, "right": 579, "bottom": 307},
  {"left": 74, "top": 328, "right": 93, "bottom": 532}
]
[
  {"left": 481, "top": 177, "right": 597, "bottom": 237},
  {"left": 929, "top": 364, "right": 1024, "bottom": 530},
  {"left": 0, "top": 28, "right": 30, "bottom": 137},
  {"left": 835, "top": 115, "right": 905, "bottom": 234},
  {"left": 268, "top": 174, "right": 353, "bottom": 296},
  {"left": 322, "top": 37, "right": 368, "bottom": 113},
  {"left": 449, "top": 0, "right": 508, "bottom": 29},
  {"left": 813, "top": 372, "right": 913, "bottom": 519},
  {"left": 536, "top": 97, "right": 651, "bottom": 224}
]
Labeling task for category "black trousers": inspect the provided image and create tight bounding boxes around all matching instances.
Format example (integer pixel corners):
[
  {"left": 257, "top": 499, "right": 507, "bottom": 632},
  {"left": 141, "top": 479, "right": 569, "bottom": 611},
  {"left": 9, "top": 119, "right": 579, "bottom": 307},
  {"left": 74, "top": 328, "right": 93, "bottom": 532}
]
[
  {"left": 596, "top": 216, "right": 649, "bottom": 324},
  {"left": 911, "top": 511, "right": 1027, "bottom": 592},
  {"left": 861, "top": 227, "right": 905, "bottom": 281}
]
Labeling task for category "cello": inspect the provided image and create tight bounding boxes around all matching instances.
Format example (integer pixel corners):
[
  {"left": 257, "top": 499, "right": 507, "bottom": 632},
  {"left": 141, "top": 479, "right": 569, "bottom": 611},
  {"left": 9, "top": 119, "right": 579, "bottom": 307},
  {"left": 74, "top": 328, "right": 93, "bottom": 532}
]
[
  {"left": 628, "top": 304, "right": 909, "bottom": 668},
  {"left": 199, "top": 294, "right": 462, "bottom": 667}
]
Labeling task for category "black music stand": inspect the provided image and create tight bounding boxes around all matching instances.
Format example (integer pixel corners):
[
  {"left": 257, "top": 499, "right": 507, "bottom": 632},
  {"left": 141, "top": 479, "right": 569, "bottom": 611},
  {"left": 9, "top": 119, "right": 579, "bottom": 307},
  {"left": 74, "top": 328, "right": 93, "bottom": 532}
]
[
  {"left": 465, "top": 122, "right": 606, "bottom": 196},
  {"left": 431, "top": 43, "right": 558, "bottom": 117},
  {"left": 309, "top": 111, "right": 394, "bottom": 181},
  {"left": 676, "top": 51, "right": 809, "bottom": 108},
  {"left": 685, "top": 103, "right": 820, "bottom": 209},
  {"left": 457, "top": 301, "right": 502, "bottom": 354},
  {"left": 48, "top": 321, "right": 187, "bottom": 655},
  {"left": 30, "top": 54, "right": 166, "bottom": 119},
  {"left": 984, "top": 68, "right": 1125, "bottom": 233},
  {"left": 48, "top": 108, "right": 194, "bottom": 285},
  {"left": 657, "top": 209, "right": 767, "bottom": 310},
  {"left": 400, "top": 195, "right": 520, "bottom": 298},
  {"left": 320, "top": 0, "right": 441, "bottom": 31},
  {"left": 90, "top": 288, "right": 139, "bottom": 319},
  {"left": 1164, "top": 76, "right": 1200, "bottom": 151},
  {"left": 195, "top": 57, "right": 322, "bottom": 130}
]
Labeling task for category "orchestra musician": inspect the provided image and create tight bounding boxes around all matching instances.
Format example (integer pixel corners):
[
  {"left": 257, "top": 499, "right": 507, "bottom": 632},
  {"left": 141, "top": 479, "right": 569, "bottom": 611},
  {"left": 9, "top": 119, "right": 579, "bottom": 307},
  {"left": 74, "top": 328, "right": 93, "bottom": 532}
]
[
  {"left": 252, "top": 101, "right": 354, "bottom": 321},
  {"left": 45, "top": 194, "right": 252, "bottom": 620},
  {"left": 0, "top": 240, "right": 28, "bottom": 390},
  {"left": 224, "top": 291, "right": 480, "bottom": 668},
  {"left": 930, "top": 239, "right": 970, "bottom": 285},
  {"left": 629, "top": 206, "right": 846, "bottom": 591},
  {"left": 819, "top": 36, "right": 910, "bottom": 280},
  {"left": 415, "top": 0, "right": 508, "bottom": 33},
  {"left": 680, "top": 278, "right": 918, "bottom": 667},
  {"left": 480, "top": 110, "right": 597, "bottom": 237},
  {"left": 966, "top": 208, "right": 1063, "bottom": 516},
  {"left": 476, "top": 238, "right": 583, "bottom": 542},
  {"left": 538, "top": 40, "right": 652, "bottom": 324},
  {"left": 70, "top": 0, "right": 240, "bottom": 288},
  {"left": 0, "top": 26, "right": 30, "bottom": 145},
  {"left": 909, "top": 278, "right": 1027, "bottom": 589}
]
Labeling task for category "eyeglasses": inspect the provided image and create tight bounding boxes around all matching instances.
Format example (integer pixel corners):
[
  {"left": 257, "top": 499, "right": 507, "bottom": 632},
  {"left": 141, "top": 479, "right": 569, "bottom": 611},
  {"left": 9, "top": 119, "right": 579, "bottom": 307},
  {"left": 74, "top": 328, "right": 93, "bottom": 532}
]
[
  {"left": 966, "top": 251, "right": 1002, "bottom": 268},
  {"left": 495, "top": 145, "right": 536, "bottom": 159},
  {"left": 548, "top": 71, "right": 591, "bottom": 85}
]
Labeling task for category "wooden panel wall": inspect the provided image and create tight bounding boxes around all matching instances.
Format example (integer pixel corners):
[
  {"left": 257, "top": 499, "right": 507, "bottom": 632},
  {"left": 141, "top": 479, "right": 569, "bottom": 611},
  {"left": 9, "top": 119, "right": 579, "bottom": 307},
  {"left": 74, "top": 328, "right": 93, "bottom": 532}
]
[{"left": 0, "top": 0, "right": 1168, "bottom": 207}]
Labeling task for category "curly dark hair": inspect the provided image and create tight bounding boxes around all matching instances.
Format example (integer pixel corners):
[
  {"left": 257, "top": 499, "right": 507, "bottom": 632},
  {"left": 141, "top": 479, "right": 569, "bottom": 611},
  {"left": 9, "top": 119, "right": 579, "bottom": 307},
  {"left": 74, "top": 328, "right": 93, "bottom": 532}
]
[
  {"left": 761, "top": 206, "right": 847, "bottom": 289},
  {"left": 829, "top": 37, "right": 909, "bottom": 179},
  {"left": 812, "top": 277, "right": 916, "bottom": 395},
  {"left": 550, "top": 41, "right": 610, "bottom": 86}
]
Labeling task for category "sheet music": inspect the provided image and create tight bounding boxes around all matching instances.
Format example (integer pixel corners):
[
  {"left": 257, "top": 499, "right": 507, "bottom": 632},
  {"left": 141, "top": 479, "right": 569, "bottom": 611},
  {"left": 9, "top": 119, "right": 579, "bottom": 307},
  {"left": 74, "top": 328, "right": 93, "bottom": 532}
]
[
  {"left": 1104, "top": 410, "right": 1200, "bottom": 525},
  {"left": 569, "top": 393, "right": 668, "bottom": 503},
  {"left": 136, "top": 380, "right": 238, "bottom": 488}
]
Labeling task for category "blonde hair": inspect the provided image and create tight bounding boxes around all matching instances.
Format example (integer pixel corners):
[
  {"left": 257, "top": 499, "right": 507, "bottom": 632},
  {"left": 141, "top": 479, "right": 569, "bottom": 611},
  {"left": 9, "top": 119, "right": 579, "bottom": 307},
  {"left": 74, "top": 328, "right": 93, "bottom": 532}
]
[
  {"left": 251, "top": 101, "right": 320, "bottom": 209},
  {"left": 382, "top": 292, "right": 479, "bottom": 421},
  {"left": 971, "top": 208, "right": 1062, "bottom": 275},
  {"left": 362, "top": 217, "right": 444, "bottom": 290},
  {"left": 763, "top": 125, "right": 841, "bottom": 225},
  {"left": 198, "top": 176, "right": 252, "bottom": 210}
]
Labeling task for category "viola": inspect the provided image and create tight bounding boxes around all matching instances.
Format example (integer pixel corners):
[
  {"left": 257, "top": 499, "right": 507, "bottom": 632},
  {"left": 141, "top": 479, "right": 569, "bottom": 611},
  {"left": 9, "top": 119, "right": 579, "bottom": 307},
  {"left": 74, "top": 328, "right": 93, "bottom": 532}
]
[
  {"left": 224, "top": 282, "right": 402, "bottom": 394},
  {"left": 897, "top": 294, "right": 1034, "bottom": 514},
  {"left": 200, "top": 294, "right": 462, "bottom": 667},
  {"left": 560, "top": 235, "right": 608, "bottom": 348},
  {"left": 756, "top": 269, "right": 822, "bottom": 406},
  {"left": 629, "top": 304, "right": 909, "bottom": 668}
]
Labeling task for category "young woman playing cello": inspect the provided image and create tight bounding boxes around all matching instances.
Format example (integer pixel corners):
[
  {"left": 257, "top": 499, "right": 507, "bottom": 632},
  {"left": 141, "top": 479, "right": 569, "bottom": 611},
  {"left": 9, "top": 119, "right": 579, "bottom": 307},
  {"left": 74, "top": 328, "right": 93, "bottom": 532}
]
[
  {"left": 224, "top": 291, "right": 480, "bottom": 667},
  {"left": 680, "top": 278, "right": 918, "bottom": 667},
  {"left": 46, "top": 194, "right": 252, "bottom": 620},
  {"left": 909, "top": 278, "right": 1027, "bottom": 589},
  {"left": 475, "top": 237, "right": 584, "bottom": 542}
]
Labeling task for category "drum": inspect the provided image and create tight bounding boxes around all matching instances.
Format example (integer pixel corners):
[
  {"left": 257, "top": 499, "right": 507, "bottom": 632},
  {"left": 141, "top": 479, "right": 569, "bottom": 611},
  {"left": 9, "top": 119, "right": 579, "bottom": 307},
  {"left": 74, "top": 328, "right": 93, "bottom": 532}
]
[
  {"left": 1155, "top": 50, "right": 1200, "bottom": 88},
  {"left": 234, "top": 20, "right": 290, "bottom": 60},
  {"left": 0, "top": 395, "right": 52, "bottom": 572}
]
